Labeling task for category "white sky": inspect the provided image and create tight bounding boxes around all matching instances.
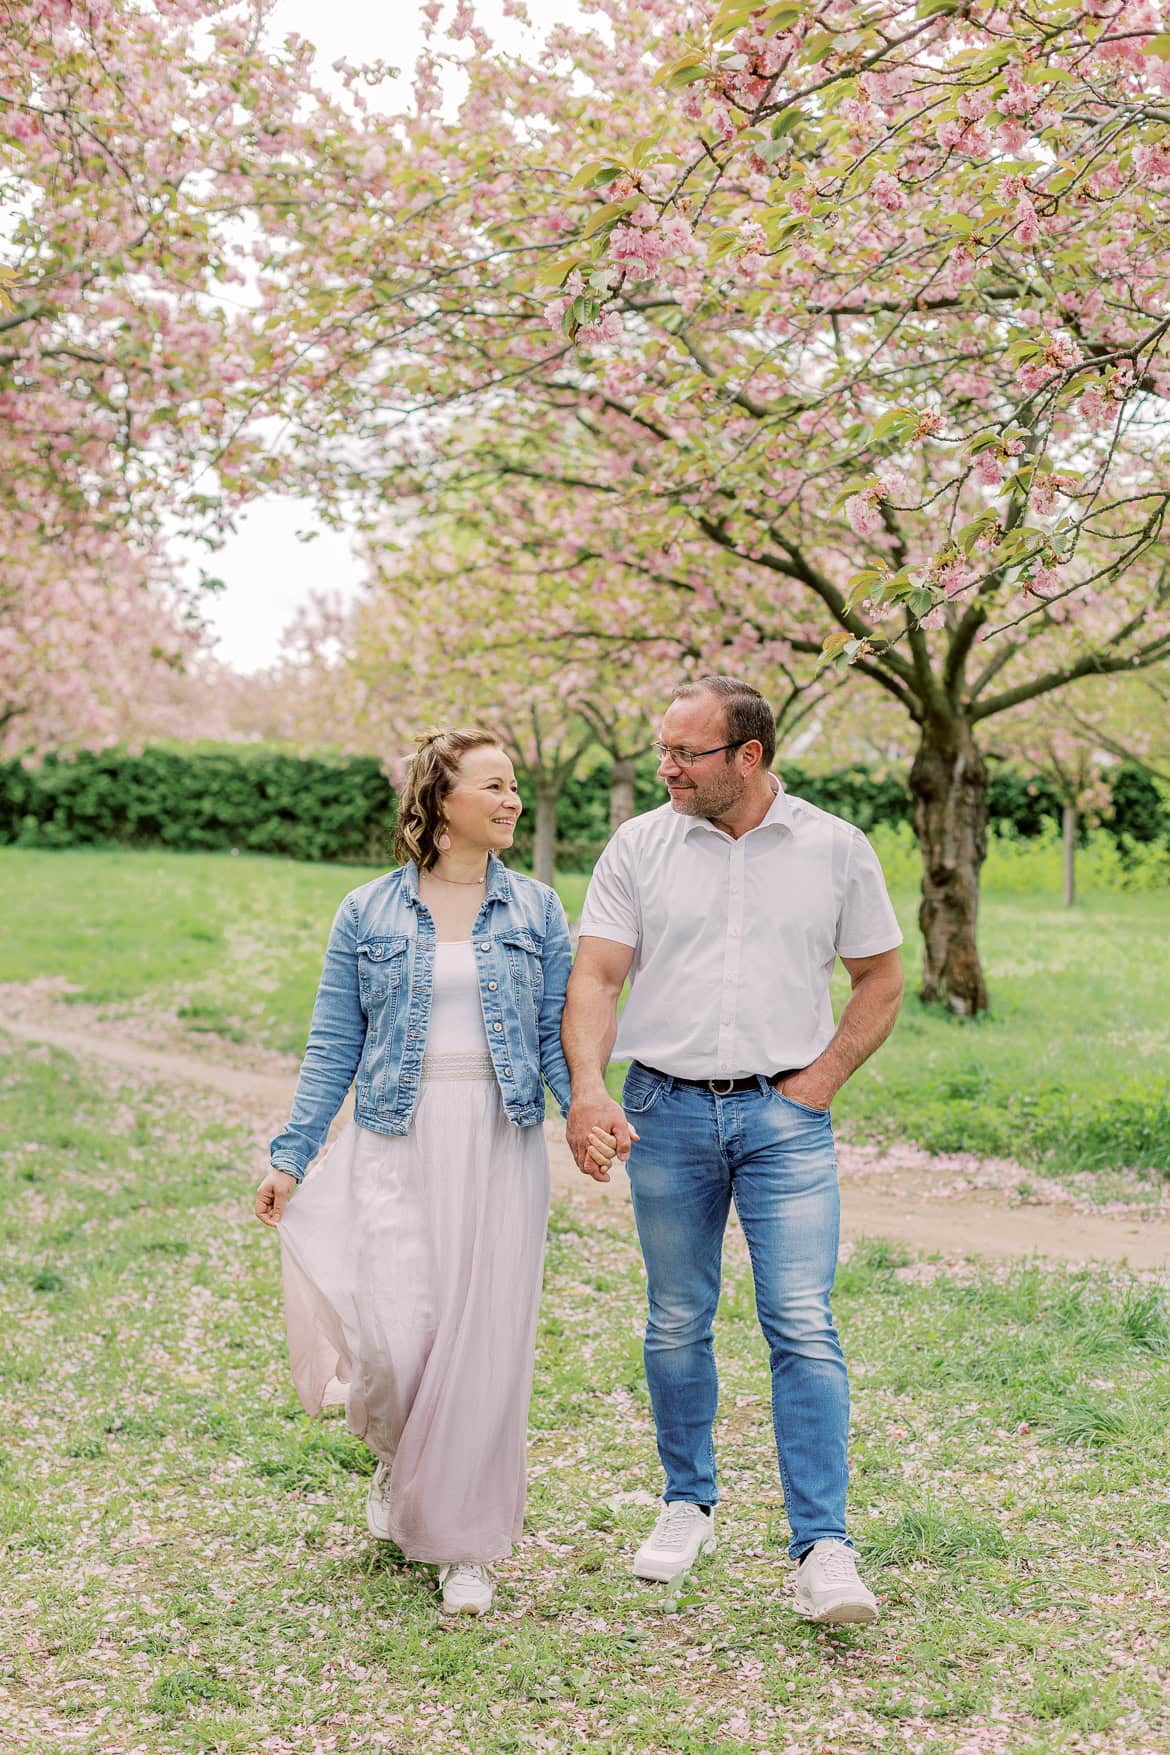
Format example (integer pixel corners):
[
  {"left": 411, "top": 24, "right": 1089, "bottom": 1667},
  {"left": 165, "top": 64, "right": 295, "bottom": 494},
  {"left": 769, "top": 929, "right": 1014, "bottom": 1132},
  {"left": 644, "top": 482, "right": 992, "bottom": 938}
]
[{"left": 198, "top": 0, "right": 584, "bottom": 673}]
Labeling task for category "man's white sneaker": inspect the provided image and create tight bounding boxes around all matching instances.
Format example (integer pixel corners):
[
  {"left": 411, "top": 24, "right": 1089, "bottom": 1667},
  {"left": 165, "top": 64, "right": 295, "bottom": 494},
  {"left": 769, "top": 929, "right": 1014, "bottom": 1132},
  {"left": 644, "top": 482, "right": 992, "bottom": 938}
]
[
  {"left": 793, "top": 1539, "right": 878, "bottom": 1625},
  {"left": 633, "top": 1500, "right": 716, "bottom": 1582},
  {"left": 365, "top": 1461, "right": 394, "bottom": 1540},
  {"left": 439, "top": 1562, "right": 494, "bottom": 1616}
]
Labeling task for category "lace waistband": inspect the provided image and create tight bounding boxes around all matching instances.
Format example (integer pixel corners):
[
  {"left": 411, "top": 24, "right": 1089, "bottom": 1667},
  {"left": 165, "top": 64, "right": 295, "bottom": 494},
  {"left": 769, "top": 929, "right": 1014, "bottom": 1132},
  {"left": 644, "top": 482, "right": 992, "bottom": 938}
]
[{"left": 420, "top": 1050, "right": 496, "bottom": 1083}]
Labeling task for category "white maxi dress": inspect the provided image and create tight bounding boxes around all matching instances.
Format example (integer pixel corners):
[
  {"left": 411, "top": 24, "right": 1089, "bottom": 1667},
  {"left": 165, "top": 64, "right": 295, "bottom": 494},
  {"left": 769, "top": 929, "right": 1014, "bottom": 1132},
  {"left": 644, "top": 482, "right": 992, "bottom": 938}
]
[{"left": 278, "top": 940, "right": 551, "bottom": 1563}]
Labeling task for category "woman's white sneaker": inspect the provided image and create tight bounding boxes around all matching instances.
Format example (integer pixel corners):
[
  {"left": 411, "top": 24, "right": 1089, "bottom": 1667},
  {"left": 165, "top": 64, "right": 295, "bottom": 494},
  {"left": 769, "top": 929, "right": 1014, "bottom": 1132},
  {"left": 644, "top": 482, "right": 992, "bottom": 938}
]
[
  {"left": 365, "top": 1461, "right": 394, "bottom": 1540},
  {"left": 439, "top": 1562, "right": 494, "bottom": 1615},
  {"left": 634, "top": 1500, "right": 717, "bottom": 1582},
  {"left": 793, "top": 1540, "right": 878, "bottom": 1624}
]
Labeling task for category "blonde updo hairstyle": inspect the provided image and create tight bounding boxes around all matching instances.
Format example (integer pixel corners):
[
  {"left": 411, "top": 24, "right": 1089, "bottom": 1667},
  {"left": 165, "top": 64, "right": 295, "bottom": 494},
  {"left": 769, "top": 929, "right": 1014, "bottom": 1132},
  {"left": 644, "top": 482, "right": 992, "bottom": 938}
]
[{"left": 393, "top": 727, "right": 505, "bottom": 872}]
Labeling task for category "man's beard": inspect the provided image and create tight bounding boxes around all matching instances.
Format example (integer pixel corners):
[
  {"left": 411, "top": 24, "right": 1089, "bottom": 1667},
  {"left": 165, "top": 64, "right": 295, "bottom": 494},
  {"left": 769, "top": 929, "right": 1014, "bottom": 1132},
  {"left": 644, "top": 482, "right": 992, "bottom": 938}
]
[{"left": 669, "top": 768, "right": 745, "bottom": 819}]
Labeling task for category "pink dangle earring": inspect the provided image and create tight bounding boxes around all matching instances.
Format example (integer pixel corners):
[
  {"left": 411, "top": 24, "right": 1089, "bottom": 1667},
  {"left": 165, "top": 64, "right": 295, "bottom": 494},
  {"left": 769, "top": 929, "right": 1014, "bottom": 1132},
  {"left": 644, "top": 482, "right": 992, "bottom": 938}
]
[{"left": 436, "top": 825, "right": 452, "bottom": 851}]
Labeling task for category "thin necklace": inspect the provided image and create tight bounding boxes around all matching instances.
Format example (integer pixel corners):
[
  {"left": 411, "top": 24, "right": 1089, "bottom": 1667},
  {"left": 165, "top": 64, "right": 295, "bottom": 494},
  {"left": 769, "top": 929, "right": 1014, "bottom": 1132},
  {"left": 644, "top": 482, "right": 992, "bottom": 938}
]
[{"left": 425, "top": 870, "right": 487, "bottom": 886}]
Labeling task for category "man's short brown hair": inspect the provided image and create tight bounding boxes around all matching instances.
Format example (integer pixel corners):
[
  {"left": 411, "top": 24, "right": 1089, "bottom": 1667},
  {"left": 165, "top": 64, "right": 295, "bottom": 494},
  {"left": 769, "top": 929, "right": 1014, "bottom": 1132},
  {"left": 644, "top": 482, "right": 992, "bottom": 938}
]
[{"left": 670, "top": 675, "right": 777, "bottom": 768}]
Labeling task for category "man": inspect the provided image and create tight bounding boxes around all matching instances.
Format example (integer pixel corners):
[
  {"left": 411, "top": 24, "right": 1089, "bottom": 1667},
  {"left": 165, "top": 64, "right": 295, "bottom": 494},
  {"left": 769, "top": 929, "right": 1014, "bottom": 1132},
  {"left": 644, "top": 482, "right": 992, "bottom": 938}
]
[{"left": 562, "top": 676, "right": 904, "bottom": 1625}]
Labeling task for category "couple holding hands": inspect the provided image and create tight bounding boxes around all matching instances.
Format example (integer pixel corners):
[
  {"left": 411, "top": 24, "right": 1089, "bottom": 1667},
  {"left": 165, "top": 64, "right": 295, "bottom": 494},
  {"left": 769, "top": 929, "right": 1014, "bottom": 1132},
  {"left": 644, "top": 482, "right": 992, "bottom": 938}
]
[{"left": 255, "top": 676, "right": 904, "bottom": 1623}]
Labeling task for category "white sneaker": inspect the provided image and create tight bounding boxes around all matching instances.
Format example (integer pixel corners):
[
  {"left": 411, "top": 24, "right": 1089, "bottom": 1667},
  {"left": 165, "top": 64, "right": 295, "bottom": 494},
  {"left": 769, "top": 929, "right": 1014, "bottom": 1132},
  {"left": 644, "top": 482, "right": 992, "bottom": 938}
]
[
  {"left": 633, "top": 1500, "right": 717, "bottom": 1582},
  {"left": 439, "top": 1562, "right": 494, "bottom": 1615},
  {"left": 365, "top": 1461, "right": 394, "bottom": 1540},
  {"left": 793, "top": 1540, "right": 878, "bottom": 1625}
]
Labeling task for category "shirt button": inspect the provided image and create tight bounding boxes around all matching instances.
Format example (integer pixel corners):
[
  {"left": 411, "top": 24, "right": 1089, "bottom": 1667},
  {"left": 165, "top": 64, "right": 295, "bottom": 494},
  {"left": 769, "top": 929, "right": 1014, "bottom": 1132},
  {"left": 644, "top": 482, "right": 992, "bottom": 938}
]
[{"left": 488, "top": 981, "right": 498, "bottom": 991}]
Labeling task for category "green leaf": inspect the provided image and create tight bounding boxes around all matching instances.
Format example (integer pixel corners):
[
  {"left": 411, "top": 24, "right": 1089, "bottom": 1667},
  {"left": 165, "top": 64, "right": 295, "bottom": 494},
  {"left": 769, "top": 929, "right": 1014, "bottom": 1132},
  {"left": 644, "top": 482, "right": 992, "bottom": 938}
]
[
  {"left": 711, "top": 3, "right": 761, "bottom": 39},
  {"left": 569, "top": 161, "right": 626, "bottom": 190},
  {"left": 801, "top": 30, "right": 837, "bottom": 64},
  {"left": 584, "top": 198, "right": 640, "bottom": 238},
  {"left": 871, "top": 406, "right": 916, "bottom": 441},
  {"left": 706, "top": 227, "right": 743, "bottom": 263},
  {"left": 816, "top": 628, "right": 854, "bottom": 672},
  {"left": 770, "top": 107, "right": 804, "bottom": 140},
  {"left": 654, "top": 56, "right": 709, "bottom": 87},
  {"left": 668, "top": 62, "right": 711, "bottom": 88},
  {"left": 846, "top": 569, "right": 884, "bottom": 611},
  {"left": 957, "top": 513, "right": 999, "bottom": 552},
  {"left": 1142, "top": 34, "right": 1170, "bottom": 57},
  {"left": 628, "top": 130, "right": 666, "bottom": 166},
  {"left": 535, "top": 256, "right": 583, "bottom": 288}
]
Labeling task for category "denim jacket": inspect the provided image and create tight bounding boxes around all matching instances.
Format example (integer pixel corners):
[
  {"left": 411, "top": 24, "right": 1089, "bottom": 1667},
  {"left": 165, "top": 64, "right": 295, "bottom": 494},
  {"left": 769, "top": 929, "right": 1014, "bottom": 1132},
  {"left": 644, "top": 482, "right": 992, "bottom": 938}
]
[{"left": 269, "top": 855, "right": 572, "bottom": 1180}]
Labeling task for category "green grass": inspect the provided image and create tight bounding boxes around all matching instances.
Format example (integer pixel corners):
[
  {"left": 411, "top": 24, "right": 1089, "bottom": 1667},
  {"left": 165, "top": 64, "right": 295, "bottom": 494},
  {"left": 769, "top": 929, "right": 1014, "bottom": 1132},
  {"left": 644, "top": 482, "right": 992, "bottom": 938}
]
[
  {"left": 1, "top": 1041, "right": 1168, "bottom": 1753},
  {"left": 833, "top": 831, "right": 1170, "bottom": 1174},
  {"left": 2, "top": 840, "right": 1168, "bottom": 1175}
]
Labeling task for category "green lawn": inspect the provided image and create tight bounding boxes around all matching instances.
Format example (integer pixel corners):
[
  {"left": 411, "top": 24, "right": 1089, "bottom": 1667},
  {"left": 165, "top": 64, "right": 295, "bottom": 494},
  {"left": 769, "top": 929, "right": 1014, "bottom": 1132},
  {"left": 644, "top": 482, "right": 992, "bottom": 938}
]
[
  {"left": 1, "top": 1041, "right": 1167, "bottom": 1753},
  {"left": 2, "top": 841, "right": 1167, "bottom": 1177}
]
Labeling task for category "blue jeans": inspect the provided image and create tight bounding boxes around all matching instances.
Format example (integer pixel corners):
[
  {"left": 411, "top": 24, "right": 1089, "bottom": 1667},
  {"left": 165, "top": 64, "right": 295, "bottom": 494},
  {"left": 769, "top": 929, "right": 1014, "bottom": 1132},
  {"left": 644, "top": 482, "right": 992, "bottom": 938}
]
[{"left": 623, "top": 1064, "right": 850, "bottom": 1558}]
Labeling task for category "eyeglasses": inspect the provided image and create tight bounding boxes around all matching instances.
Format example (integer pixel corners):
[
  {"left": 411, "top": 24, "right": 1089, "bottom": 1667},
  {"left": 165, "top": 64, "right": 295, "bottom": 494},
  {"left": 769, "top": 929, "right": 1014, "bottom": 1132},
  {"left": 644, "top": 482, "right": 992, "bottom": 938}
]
[{"left": 653, "top": 739, "right": 748, "bottom": 768}]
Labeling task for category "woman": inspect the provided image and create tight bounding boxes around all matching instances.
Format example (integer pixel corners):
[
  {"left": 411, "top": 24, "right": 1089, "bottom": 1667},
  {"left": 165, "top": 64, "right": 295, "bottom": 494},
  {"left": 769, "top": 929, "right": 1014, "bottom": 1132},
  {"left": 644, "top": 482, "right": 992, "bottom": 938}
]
[{"left": 255, "top": 728, "right": 613, "bottom": 1615}]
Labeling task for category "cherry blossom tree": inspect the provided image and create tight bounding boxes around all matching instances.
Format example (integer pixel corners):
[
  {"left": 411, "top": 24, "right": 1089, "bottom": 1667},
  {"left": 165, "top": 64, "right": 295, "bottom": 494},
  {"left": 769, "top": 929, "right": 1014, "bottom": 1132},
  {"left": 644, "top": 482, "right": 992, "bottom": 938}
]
[
  {"left": 254, "top": 0, "right": 1170, "bottom": 1012},
  {"left": 0, "top": 0, "right": 326, "bottom": 753}
]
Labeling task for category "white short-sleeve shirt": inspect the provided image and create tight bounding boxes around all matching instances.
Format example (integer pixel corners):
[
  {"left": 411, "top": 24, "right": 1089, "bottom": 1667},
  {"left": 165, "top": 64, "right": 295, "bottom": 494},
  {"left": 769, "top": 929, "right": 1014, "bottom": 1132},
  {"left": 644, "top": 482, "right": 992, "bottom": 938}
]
[{"left": 578, "top": 785, "right": 902, "bottom": 1078}]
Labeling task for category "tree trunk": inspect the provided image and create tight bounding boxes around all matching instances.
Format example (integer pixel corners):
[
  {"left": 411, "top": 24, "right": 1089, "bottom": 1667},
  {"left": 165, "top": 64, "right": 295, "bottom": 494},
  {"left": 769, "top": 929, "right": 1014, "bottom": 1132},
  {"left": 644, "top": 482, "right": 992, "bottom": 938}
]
[
  {"left": 533, "top": 782, "right": 558, "bottom": 886},
  {"left": 610, "top": 757, "right": 636, "bottom": 835},
  {"left": 909, "top": 715, "right": 989, "bottom": 1014},
  {"left": 1062, "top": 802, "right": 1077, "bottom": 909}
]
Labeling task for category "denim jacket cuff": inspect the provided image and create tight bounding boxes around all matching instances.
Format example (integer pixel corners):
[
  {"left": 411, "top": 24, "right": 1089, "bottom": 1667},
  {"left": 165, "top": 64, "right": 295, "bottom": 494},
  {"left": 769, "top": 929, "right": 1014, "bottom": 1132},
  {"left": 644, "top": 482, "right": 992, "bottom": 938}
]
[{"left": 270, "top": 1156, "right": 306, "bottom": 1183}]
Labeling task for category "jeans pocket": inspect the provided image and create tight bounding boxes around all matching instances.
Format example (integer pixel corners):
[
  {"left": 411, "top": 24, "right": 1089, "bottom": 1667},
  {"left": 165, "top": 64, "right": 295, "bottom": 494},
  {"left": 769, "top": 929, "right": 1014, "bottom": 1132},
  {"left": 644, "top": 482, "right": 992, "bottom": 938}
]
[
  {"left": 622, "top": 1064, "right": 666, "bottom": 1114},
  {"left": 773, "top": 1087, "right": 831, "bottom": 1119}
]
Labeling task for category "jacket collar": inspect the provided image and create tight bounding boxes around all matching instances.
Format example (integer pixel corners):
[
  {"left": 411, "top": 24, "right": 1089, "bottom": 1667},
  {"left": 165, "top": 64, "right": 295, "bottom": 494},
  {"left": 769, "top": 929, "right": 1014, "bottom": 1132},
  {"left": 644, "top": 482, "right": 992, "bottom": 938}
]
[{"left": 402, "top": 852, "right": 512, "bottom": 905}]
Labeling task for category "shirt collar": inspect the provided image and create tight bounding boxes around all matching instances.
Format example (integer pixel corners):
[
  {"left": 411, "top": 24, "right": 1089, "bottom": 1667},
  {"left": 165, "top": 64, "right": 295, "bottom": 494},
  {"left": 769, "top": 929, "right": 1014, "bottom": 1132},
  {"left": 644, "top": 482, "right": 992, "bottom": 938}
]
[
  {"left": 681, "top": 776, "right": 794, "bottom": 839},
  {"left": 403, "top": 851, "right": 512, "bottom": 904}
]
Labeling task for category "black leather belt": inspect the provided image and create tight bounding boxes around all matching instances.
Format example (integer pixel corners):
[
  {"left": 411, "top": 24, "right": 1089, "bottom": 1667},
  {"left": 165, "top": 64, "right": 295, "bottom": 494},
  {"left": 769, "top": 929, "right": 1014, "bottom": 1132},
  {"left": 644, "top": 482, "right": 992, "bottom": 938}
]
[{"left": 637, "top": 1062, "right": 794, "bottom": 1097}]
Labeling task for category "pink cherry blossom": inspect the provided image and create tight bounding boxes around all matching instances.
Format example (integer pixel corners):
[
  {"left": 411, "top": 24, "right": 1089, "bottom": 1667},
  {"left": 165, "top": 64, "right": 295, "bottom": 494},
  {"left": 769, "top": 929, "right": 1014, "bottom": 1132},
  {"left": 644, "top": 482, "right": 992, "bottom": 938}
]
[
  {"left": 845, "top": 492, "right": 883, "bottom": 538},
  {"left": 870, "top": 170, "right": 904, "bottom": 213}
]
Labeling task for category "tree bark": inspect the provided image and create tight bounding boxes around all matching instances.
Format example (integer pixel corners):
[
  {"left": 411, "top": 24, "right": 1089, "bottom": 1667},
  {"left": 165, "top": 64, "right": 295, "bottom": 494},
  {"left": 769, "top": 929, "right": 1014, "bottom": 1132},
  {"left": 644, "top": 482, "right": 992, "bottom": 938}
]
[
  {"left": 909, "top": 715, "right": 990, "bottom": 1015},
  {"left": 533, "top": 782, "right": 558, "bottom": 886},
  {"left": 609, "top": 757, "right": 636, "bottom": 835},
  {"left": 1062, "top": 803, "right": 1077, "bottom": 909}
]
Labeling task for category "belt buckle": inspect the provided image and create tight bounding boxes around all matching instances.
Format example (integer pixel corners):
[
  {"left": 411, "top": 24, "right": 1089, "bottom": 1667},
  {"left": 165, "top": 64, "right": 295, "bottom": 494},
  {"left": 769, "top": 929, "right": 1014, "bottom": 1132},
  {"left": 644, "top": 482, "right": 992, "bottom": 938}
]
[{"left": 708, "top": 1077, "right": 735, "bottom": 1096}]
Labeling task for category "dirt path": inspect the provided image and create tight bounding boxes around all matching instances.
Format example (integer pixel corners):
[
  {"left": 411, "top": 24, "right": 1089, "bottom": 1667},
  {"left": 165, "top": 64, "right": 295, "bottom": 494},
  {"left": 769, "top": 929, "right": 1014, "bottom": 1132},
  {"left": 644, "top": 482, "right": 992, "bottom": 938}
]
[{"left": 5, "top": 1010, "right": 1169, "bottom": 1270}]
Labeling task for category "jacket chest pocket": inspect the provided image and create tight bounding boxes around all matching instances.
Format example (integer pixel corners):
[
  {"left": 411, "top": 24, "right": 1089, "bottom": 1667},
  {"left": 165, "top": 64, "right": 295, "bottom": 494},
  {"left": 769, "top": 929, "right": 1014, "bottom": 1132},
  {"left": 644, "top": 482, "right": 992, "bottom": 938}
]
[
  {"left": 356, "top": 936, "right": 409, "bottom": 1009},
  {"left": 498, "top": 926, "right": 545, "bottom": 998}
]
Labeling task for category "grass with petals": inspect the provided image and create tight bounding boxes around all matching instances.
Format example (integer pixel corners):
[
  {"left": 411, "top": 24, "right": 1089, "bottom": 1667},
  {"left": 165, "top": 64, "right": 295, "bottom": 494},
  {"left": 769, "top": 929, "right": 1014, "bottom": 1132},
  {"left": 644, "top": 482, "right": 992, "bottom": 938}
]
[{"left": 1, "top": 1039, "right": 1168, "bottom": 1753}]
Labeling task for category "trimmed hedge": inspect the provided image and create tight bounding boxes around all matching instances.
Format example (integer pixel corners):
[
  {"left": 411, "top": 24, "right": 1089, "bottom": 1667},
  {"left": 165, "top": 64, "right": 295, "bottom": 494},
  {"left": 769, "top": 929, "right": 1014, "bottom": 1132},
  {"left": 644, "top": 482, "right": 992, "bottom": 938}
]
[
  {"left": 0, "top": 749, "right": 396, "bottom": 864},
  {"left": 1, "top": 746, "right": 1166, "bottom": 869}
]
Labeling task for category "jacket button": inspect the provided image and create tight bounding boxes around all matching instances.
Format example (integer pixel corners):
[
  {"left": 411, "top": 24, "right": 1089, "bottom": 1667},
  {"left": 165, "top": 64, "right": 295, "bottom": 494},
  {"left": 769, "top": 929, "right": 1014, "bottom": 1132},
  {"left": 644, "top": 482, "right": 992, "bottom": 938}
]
[
  {"left": 503, "top": 1067, "right": 513, "bottom": 1078},
  {"left": 493, "top": 1021, "right": 503, "bottom": 1031},
  {"left": 479, "top": 941, "right": 490, "bottom": 951},
  {"left": 488, "top": 981, "right": 498, "bottom": 991}
]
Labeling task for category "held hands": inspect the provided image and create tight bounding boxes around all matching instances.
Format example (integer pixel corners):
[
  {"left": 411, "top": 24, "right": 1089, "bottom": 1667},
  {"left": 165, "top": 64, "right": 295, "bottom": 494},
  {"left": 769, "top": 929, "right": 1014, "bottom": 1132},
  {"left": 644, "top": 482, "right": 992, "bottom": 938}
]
[
  {"left": 566, "top": 1096, "right": 639, "bottom": 1184},
  {"left": 254, "top": 1169, "right": 298, "bottom": 1227}
]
